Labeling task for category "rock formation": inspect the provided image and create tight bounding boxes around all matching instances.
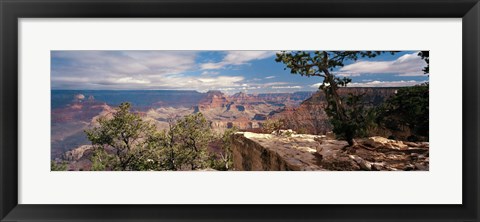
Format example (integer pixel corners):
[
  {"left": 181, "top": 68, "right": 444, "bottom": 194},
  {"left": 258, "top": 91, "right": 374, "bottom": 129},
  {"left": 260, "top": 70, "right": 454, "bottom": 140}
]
[
  {"left": 57, "top": 145, "right": 95, "bottom": 171},
  {"left": 197, "top": 90, "right": 230, "bottom": 110},
  {"left": 231, "top": 131, "right": 429, "bottom": 171},
  {"left": 232, "top": 132, "right": 324, "bottom": 171},
  {"left": 193, "top": 91, "right": 313, "bottom": 132}
]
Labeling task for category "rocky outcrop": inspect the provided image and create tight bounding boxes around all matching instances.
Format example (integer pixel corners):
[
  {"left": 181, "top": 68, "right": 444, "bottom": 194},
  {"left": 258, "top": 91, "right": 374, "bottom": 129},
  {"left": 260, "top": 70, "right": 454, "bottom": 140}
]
[
  {"left": 231, "top": 131, "right": 429, "bottom": 171},
  {"left": 232, "top": 132, "right": 324, "bottom": 171},
  {"left": 272, "top": 104, "right": 330, "bottom": 135},
  {"left": 230, "top": 92, "right": 258, "bottom": 104},
  {"left": 196, "top": 91, "right": 314, "bottom": 132},
  {"left": 63, "top": 145, "right": 94, "bottom": 161},
  {"left": 257, "top": 92, "right": 314, "bottom": 106},
  {"left": 198, "top": 90, "right": 230, "bottom": 110},
  {"left": 57, "top": 145, "right": 95, "bottom": 171}
]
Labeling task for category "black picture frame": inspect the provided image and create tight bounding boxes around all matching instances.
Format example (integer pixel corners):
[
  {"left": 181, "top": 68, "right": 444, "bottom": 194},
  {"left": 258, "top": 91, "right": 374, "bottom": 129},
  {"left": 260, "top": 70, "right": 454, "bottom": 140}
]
[{"left": 1, "top": 0, "right": 479, "bottom": 221}]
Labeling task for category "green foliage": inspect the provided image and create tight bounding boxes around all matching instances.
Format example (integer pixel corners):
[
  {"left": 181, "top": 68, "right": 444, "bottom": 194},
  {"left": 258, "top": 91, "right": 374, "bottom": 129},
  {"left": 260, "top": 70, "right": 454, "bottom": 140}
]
[
  {"left": 169, "top": 113, "right": 213, "bottom": 170},
  {"left": 378, "top": 84, "right": 429, "bottom": 141},
  {"left": 262, "top": 118, "right": 284, "bottom": 135},
  {"left": 85, "top": 103, "right": 156, "bottom": 170},
  {"left": 90, "top": 148, "right": 120, "bottom": 171},
  {"left": 208, "top": 127, "right": 237, "bottom": 171},
  {"left": 51, "top": 160, "right": 68, "bottom": 171},
  {"left": 326, "top": 93, "right": 377, "bottom": 143},
  {"left": 85, "top": 103, "right": 223, "bottom": 171},
  {"left": 276, "top": 51, "right": 396, "bottom": 145}
]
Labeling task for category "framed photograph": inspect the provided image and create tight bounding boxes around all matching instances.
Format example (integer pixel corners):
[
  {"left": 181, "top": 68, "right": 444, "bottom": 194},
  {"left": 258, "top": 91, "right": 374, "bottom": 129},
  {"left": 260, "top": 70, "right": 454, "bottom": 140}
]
[{"left": 1, "top": 0, "right": 479, "bottom": 221}]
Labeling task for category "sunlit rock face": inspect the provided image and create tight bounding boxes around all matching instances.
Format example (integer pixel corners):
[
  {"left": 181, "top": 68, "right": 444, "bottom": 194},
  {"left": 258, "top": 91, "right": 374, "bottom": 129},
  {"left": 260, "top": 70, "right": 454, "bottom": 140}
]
[
  {"left": 231, "top": 131, "right": 429, "bottom": 171},
  {"left": 197, "top": 90, "right": 229, "bottom": 110},
  {"left": 232, "top": 132, "right": 325, "bottom": 171}
]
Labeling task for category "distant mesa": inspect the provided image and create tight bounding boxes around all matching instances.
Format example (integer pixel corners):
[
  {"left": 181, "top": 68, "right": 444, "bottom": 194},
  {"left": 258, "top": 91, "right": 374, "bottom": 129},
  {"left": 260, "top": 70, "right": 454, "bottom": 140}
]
[
  {"left": 198, "top": 90, "right": 229, "bottom": 109},
  {"left": 231, "top": 92, "right": 248, "bottom": 100},
  {"left": 205, "top": 90, "right": 223, "bottom": 95}
]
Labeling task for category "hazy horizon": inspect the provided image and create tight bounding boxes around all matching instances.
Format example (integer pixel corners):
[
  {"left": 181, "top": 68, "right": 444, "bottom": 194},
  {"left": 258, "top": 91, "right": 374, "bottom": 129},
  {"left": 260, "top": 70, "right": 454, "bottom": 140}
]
[{"left": 50, "top": 87, "right": 409, "bottom": 96}]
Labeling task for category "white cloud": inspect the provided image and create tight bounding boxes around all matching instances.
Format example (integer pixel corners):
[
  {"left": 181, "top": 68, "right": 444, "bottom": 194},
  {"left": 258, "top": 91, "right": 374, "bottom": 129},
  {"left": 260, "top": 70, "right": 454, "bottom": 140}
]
[
  {"left": 52, "top": 74, "right": 246, "bottom": 91},
  {"left": 116, "top": 77, "right": 151, "bottom": 84},
  {"left": 335, "top": 73, "right": 361, "bottom": 77},
  {"left": 271, "top": 86, "right": 302, "bottom": 89},
  {"left": 151, "top": 75, "right": 245, "bottom": 91},
  {"left": 201, "top": 71, "right": 220, "bottom": 76},
  {"left": 200, "top": 51, "right": 276, "bottom": 70},
  {"left": 53, "top": 51, "right": 197, "bottom": 76},
  {"left": 230, "top": 78, "right": 288, "bottom": 87},
  {"left": 52, "top": 51, "right": 226, "bottom": 89},
  {"left": 347, "top": 80, "right": 425, "bottom": 87},
  {"left": 265, "top": 76, "right": 276, "bottom": 79},
  {"left": 262, "top": 82, "right": 289, "bottom": 87},
  {"left": 51, "top": 51, "right": 200, "bottom": 89},
  {"left": 51, "top": 51, "right": 251, "bottom": 91},
  {"left": 200, "top": 63, "right": 224, "bottom": 70},
  {"left": 223, "top": 51, "right": 275, "bottom": 64},
  {"left": 337, "top": 52, "right": 427, "bottom": 77}
]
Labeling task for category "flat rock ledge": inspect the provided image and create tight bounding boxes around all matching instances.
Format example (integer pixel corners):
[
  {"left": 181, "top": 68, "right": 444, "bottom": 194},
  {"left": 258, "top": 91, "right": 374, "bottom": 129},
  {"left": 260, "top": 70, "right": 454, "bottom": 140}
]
[{"left": 232, "top": 131, "right": 429, "bottom": 171}]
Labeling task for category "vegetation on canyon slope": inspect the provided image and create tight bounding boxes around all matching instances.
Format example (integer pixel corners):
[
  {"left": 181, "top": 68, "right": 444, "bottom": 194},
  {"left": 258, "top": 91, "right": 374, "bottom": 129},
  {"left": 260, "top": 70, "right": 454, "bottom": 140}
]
[
  {"left": 377, "top": 83, "right": 429, "bottom": 141},
  {"left": 81, "top": 103, "right": 234, "bottom": 171}
]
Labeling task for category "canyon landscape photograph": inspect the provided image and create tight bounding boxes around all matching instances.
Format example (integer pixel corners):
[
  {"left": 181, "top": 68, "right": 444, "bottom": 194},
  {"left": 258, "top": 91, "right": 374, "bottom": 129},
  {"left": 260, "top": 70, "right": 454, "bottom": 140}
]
[{"left": 51, "top": 50, "right": 429, "bottom": 171}]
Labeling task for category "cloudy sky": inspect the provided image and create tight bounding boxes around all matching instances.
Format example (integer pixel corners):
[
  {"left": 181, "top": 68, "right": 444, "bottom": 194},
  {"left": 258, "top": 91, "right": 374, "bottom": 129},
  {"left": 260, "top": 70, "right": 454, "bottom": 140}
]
[{"left": 51, "top": 50, "right": 428, "bottom": 93}]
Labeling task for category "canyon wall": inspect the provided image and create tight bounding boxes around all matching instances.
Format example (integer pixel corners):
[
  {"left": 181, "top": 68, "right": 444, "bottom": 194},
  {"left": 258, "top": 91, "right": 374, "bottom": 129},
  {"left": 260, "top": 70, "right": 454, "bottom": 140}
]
[{"left": 231, "top": 132, "right": 324, "bottom": 171}]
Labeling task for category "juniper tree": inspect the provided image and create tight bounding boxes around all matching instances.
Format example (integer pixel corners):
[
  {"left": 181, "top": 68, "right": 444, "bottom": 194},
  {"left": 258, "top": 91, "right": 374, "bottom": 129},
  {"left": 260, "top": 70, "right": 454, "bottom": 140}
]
[
  {"left": 148, "top": 113, "right": 214, "bottom": 171},
  {"left": 208, "top": 127, "right": 237, "bottom": 171},
  {"left": 276, "top": 51, "right": 396, "bottom": 146},
  {"left": 85, "top": 103, "right": 219, "bottom": 171},
  {"left": 171, "top": 113, "right": 212, "bottom": 170},
  {"left": 85, "top": 102, "right": 157, "bottom": 170},
  {"left": 379, "top": 83, "right": 429, "bottom": 141}
]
